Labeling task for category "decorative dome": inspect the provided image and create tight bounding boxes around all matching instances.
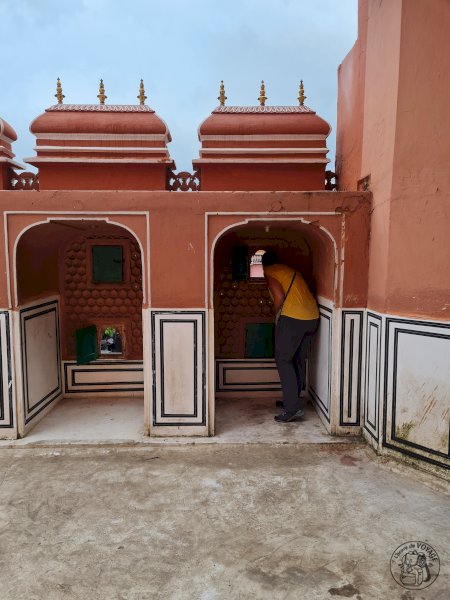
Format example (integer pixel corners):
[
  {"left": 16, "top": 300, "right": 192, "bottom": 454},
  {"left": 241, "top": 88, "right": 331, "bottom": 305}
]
[
  {"left": 199, "top": 105, "right": 331, "bottom": 137},
  {"left": 27, "top": 104, "right": 172, "bottom": 165},
  {"left": 0, "top": 116, "right": 23, "bottom": 169},
  {"left": 194, "top": 104, "right": 331, "bottom": 191},
  {"left": 194, "top": 82, "right": 331, "bottom": 191},
  {"left": 24, "top": 78, "right": 175, "bottom": 190}
]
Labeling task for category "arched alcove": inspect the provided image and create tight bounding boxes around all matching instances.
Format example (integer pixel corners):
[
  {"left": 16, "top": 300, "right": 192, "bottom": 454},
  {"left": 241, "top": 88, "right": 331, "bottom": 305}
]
[
  {"left": 14, "top": 219, "right": 145, "bottom": 437},
  {"left": 211, "top": 219, "right": 337, "bottom": 435}
]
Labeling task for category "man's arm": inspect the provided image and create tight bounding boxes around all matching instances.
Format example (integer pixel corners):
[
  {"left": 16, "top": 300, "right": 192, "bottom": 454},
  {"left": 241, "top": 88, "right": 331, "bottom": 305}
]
[{"left": 265, "top": 275, "right": 285, "bottom": 313}]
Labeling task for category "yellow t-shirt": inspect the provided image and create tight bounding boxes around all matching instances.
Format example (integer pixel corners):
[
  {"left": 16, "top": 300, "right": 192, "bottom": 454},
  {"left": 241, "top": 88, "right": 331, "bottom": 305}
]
[{"left": 265, "top": 264, "right": 319, "bottom": 320}]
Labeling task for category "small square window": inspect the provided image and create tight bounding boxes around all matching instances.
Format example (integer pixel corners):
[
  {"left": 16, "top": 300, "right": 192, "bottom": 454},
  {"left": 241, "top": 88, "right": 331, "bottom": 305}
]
[{"left": 92, "top": 245, "right": 123, "bottom": 283}]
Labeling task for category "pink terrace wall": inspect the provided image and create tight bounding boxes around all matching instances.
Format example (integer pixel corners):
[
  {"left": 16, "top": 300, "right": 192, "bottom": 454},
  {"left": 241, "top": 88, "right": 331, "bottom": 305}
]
[
  {"left": 0, "top": 191, "right": 370, "bottom": 312},
  {"left": 387, "top": 0, "right": 450, "bottom": 317},
  {"left": 336, "top": 0, "right": 450, "bottom": 320},
  {"left": 335, "top": 0, "right": 368, "bottom": 192}
]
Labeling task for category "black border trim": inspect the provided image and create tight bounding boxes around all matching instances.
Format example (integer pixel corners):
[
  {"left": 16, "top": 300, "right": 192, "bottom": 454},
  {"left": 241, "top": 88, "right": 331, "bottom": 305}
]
[
  {"left": 363, "top": 312, "right": 382, "bottom": 441},
  {"left": 20, "top": 301, "right": 62, "bottom": 425},
  {"left": 383, "top": 316, "right": 450, "bottom": 469},
  {"left": 151, "top": 311, "right": 206, "bottom": 427},
  {"left": 64, "top": 361, "right": 144, "bottom": 393},
  {"left": 339, "top": 311, "right": 363, "bottom": 426},
  {"left": 308, "top": 304, "right": 332, "bottom": 423},
  {"left": 216, "top": 359, "right": 281, "bottom": 392},
  {"left": 0, "top": 311, "right": 14, "bottom": 428}
]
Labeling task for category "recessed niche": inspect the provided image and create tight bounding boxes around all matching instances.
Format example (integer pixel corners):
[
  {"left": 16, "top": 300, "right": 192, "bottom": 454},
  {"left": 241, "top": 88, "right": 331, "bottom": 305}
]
[{"left": 100, "top": 326, "right": 123, "bottom": 355}]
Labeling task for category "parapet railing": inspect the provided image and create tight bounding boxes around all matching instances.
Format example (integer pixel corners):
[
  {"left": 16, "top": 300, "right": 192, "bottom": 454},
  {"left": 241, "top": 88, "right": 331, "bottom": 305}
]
[
  {"left": 9, "top": 170, "right": 39, "bottom": 190},
  {"left": 166, "top": 169, "right": 201, "bottom": 191},
  {"left": 6, "top": 168, "right": 337, "bottom": 192},
  {"left": 325, "top": 170, "right": 338, "bottom": 191}
]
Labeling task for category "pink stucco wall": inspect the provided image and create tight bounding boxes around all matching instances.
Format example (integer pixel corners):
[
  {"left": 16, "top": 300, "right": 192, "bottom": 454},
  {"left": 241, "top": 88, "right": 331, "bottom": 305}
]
[
  {"left": 336, "top": 0, "right": 450, "bottom": 320},
  {"left": 387, "top": 0, "right": 450, "bottom": 317}
]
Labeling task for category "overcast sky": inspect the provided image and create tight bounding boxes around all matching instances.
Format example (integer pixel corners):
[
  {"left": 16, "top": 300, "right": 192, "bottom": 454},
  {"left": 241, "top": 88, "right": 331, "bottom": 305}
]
[{"left": 0, "top": 0, "right": 357, "bottom": 172}]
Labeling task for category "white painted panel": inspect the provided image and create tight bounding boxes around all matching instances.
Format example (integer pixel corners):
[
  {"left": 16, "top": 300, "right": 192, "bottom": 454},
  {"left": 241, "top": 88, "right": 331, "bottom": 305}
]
[
  {"left": 151, "top": 311, "right": 206, "bottom": 427},
  {"left": 75, "top": 368, "right": 144, "bottom": 385},
  {"left": 363, "top": 313, "right": 382, "bottom": 442},
  {"left": 226, "top": 366, "right": 279, "bottom": 385},
  {"left": 162, "top": 321, "right": 196, "bottom": 415},
  {"left": 340, "top": 312, "right": 362, "bottom": 425},
  {"left": 25, "top": 310, "right": 59, "bottom": 410},
  {"left": 394, "top": 332, "right": 449, "bottom": 455},
  {"left": 63, "top": 361, "right": 144, "bottom": 393},
  {"left": 309, "top": 306, "right": 332, "bottom": 416},
  {"left": 216, "top": 359, "right": 280, "bottom": 393},
  {"left": 0, "top": 312, "right": 14, "bottom": 431},
  {"left": 384, "top": 317, "right": 450, "bottom": 467},
  {"left": 19, "top": 298, "right": 62, "bottom": 431},
  {"left": 366, "top": 323, "right": 379, "bottom": 427}
]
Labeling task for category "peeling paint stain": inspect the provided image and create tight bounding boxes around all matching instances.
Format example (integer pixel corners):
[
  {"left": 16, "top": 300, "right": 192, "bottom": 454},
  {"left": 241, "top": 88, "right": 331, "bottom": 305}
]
[
  {"left": 328, "top": 583, "right": 360, "bottom": 597},
  {"left": 396, "top": 421, "right": 415, "bottom": 440}
]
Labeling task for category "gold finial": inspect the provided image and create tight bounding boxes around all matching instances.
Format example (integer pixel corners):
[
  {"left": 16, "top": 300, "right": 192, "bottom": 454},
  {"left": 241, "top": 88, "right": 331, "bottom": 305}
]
[
  {"left": 55, "top": 78, "right": 65, "bottom": 104},
  {"left": 137, "top": 79, "right": 147, "bottom": 105},
  {"left": 218, "top": 80, "right": 227, "bottom": 106},
  {"left": 298, "top": 80, "right": 306, "bottom": 106},
  {"left": 259, "top": 80, "right": 267, "bottom": 106},
  {"left": 97, "top": 79, "right": 107, "bottom": 104}
]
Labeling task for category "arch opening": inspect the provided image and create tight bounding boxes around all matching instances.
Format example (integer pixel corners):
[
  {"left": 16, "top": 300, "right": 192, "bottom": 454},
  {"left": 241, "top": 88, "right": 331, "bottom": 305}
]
[
  {"left": 15, "top": 219, "right": 145, "bottom": 438},
  {"left": 212, "top": 220, "right": 336, "bottom": 437}
]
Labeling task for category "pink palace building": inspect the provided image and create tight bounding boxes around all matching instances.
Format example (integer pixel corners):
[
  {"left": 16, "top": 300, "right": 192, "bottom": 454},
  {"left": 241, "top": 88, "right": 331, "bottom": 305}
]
[{"left": 0, "top": 0, "right": 449, "bottom": 476}]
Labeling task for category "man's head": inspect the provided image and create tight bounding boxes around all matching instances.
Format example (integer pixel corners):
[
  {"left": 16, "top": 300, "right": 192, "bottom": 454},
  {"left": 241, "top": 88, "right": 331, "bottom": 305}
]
[{"left": 261, "top": 250, "right": 279, "bottom": 267}]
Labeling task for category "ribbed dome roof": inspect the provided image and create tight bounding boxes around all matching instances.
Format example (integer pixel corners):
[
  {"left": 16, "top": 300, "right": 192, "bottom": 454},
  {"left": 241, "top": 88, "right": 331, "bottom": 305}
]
[
  {"left": 198, "top": 105, "right": 331, "bottom": 138},
  {"left": 30, "top": 104, "right": 171, "bottom": 141},
  {"left": 0, "top": 116, "right": 18, "bottom": 142}
]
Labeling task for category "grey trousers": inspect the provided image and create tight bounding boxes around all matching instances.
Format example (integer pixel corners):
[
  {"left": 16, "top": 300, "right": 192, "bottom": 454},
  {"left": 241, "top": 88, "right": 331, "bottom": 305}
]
[{"left": 275, "top": 316, "right": 319, "bottom": 414}]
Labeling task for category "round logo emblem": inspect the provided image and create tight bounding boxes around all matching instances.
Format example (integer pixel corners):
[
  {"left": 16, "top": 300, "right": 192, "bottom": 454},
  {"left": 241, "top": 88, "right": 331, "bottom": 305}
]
[{"left": 390, "top": 541, "right": 440, "bottom": 589}]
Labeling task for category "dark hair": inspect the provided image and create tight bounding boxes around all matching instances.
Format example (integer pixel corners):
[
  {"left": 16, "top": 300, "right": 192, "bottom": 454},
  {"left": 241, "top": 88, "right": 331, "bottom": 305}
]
[{"left": 261, "top": 250, "right": 279, "bottom": 267}]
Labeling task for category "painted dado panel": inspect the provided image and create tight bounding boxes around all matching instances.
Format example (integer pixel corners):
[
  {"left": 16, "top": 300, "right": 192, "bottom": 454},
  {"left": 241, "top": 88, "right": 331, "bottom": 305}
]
[
  {"left": 20, "top": 299, "right": 62, "bottom": 425},
  {"left": 64, "top": 361, "right": 144, "bottom": 394},
  {"left": 339, "top": 310, "right": 363, "bottom": 426},
  {"left": 0, "top": 311, "right": 14, "bottom": 430},
  {"left": 152, "top": 311, "right": 206, "bottom": 426},
  {"left": 363, "top": 312, "right": 382, "bottom": 442},
  {"left": 308, "top": 302, "right": 332, "bottom": 422},
  {"left": 216, "top": 359, "right": 281, "bottom": 394},
  {"left": 384, "top": 317, "right": 450, "bottom": 469}
]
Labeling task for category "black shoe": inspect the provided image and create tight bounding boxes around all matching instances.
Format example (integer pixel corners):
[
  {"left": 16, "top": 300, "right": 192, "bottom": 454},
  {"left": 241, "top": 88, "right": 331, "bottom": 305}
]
[
  {"left": 275, "top": 400, "right": 284, "bottom": 408},
  {"left": 274, "top": 409, "right": 304, "bottom": 423}
]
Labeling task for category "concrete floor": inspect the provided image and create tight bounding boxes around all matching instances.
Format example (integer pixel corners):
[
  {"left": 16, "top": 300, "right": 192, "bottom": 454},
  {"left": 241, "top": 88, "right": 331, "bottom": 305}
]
[
  {"left": 0, "top": 395, "right": 356, "bottom": 446},
  {"left": 0, "top": 444, "right": 448, "bottom": 600}
]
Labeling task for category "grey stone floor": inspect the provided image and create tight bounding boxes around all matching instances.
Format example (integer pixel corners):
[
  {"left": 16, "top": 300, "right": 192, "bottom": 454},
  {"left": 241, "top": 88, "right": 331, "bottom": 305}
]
[
  {"left": 0, "top": 396, "right": 357, "bottom": 447},
  {"left": 0, "top": 444, "right": 448, "bottom": 600}
]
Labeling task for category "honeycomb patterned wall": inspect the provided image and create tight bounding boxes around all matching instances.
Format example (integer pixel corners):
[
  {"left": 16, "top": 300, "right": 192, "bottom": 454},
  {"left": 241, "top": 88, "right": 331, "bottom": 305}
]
[
  {"left": 215, "top": 268, "right": 274, "bottom": 358},
  {"left": 214, "top": 230, "right": 314, "bottom": 359},
  {"left": 61, "top": 234, "right": 143, "bottom": 360}
]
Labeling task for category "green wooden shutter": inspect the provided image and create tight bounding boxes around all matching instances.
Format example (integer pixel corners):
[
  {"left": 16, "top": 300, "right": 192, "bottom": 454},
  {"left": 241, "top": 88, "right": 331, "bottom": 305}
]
[
  {"left": 76, "top": 325, "right": 98, "bottom": 365},
  {"left": 245, "top": 323, "right": 275, "bottom": 358},
  {"left": 92, "top": 245, "right": 123, "bottom": 283}
]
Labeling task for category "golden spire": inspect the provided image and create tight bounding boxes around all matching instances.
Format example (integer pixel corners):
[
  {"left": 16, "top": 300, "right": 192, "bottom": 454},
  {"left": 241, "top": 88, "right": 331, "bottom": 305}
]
[
  {"left": 137, "top": 79, "right": 147, "bottom": 105},
  {"left": 259, "top": 80, "right": 267, "bottom": 106},
  {"left": 55, "top": 78, "right": 65, "bottom": 104},
  {"left": 218, "top": 80, "right": 227, "bottom": 106},
  {"left": 298, "top": 80, "right": 306, "bottom": 106},
  {"left": 97, "top": 79, "right": 107, "bottom": 104}
]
